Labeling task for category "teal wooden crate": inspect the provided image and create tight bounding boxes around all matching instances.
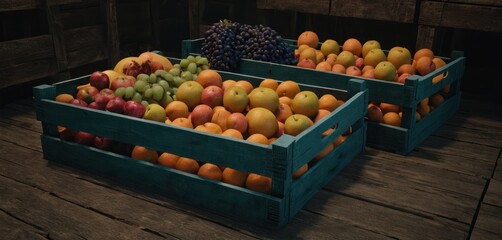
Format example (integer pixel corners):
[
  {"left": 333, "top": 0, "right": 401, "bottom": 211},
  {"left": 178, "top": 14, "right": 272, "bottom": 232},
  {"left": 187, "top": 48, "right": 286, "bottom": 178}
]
[
  {"left": 33, "top": 70, "right": 368, "bottom": 227},
  {"left": 182, "top": 38, "right": 465, "bottom": 155}
]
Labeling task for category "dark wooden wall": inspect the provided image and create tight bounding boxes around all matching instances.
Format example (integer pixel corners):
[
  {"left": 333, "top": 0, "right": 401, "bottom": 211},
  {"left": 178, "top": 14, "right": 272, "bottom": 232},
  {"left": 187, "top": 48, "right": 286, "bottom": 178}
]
[{"left": 1, "top": 0, "right": 501, "bottom": 104}]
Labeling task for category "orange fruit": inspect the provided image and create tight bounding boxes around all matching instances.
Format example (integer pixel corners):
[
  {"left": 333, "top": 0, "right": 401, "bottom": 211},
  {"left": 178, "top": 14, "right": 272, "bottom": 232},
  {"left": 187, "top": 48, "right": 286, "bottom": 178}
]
[
  {"left": 318, "top": 94, "right": 338, "bottom": 112},
  {"left": 196, "top": 69, "right": 223, "bottom": 88},
  {"left": 314, "top": 109, "right": 331, "bottom": 122},
  {"left": 233, "top": 80, "right": 254, "bottom": 94},
  {"left": 158, "top": 152, "right": 180, "bottom": 168},
  {"left": 346, "top": 66, "right": 362, "bottom": 76},
  {"left": 415, "top": 56, "right": 436, "bottom": 76},
  {"left": 175, "top": 157, "right": 200, "bottom": 174},
  {"left": 429, "top": 93, "right": 444, "bottom": 107},
  {"left": 245, "top": 173, "right": 272, "bottom": 194},
  {"left": 342, "top": 38, "right": 362, "bottom": 57},
  {"left": 382, "top": 112, "right": 402, "bottom": 127},
  {"left": 165, "top": 101, "right": 189, "bottom": 121},
  {"left": 259, "top": 78, "right": 279, "bottom": 91},
  {"left": 279, "top": 96, "right": 293, "bottom": 106},
  {"left": 297, "top": 31, "right": 319, "bottom": 48},
  {"left": 246, "top": 133, "right": 270, "bottom": 145},
  {"left": 397, "top": 64, "right": 416, "bottom": 75},
  {"left": 221, "top": 128, "right": 244, "bottom": 139},
  {"left": 379, "top": 102, "right": 400, "bottom": 114},
  {"left": 198, "top": 163, "right": 223, "bottom": 181},
  {"left": 170, "top": 117, "right": 193, "bottom": 129},
  {"left": 195, "top": 122, "right": 223, "bottom": 134},
  {"left": 222, "top": 79, "right": 236, "bottom": 91},
  {"left": 432, "top": 57, "right": 447, "bottom": 83},
  {"left": 367, "top": 104, "right": 383, "bottom": 122},
  {"left": 314, "top": 143, "right": 334, "bottom": 161},
  {"left": 414, "top": 48, "right": 434, "bottom": 62},
  {"left": 331, "top": 63, "right": 346, "bottom": 73},
  {"left": 276, "top": 80, "right": 301, "bottom": 99},
  {"left": 222, "top": 168, "right": 248, "bottom": 187},
  {"left": 131, "top": 145, "right": 159, "bottom": 163},
  {"left": 293, "top": 164, "right": 309, "bottom": 180},
  {"left": 297, "top": 44, "right": 311, "bottom": 54},
  {"left": 299, "top": 47, "right": 317, "bottom": 62},
  {"left": 56, "top": 93, "right": 74, "bottom": 103},
  {"left": 246, "top": 108, "right": 279, "bottom": 138},
  {"left": 315, "top": 61, "right": 332, "bottom": 71},
  {"left": 333, "top": 135, "right": 347, "bottom": 148}
]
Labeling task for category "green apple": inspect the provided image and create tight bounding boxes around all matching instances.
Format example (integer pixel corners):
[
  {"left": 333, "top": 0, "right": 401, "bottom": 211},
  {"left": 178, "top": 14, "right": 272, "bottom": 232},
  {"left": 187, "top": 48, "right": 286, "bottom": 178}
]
[
  {"left": 374, "top": 61, "right": 397, "bottom": 81},
  {"left": 223, "top": 85, "right": 249, "bottom": 113},
  {"left": 143, "top": 103, "right": 166, "bottom": 122},
  {"left": 248, "top": 87, "right": 279, "bottom": 113},
  {"left": 175, "top": 81, "right": 203, "bottom": 110},
  {"left": 291, "top": 90, "right": 319, "bottom": 119},
  {"left": 334, "top": 50, "right": 355, "bottom": 68},
  {"left": 387, "top": 46, "right": 412, "bottom": 69},
  {"left": 363, "top": 48, "right": 387, "bottom": 67},
  {"left": 284, "top": 114, "right": 313, "bottom": 136},
  {"left": 362, "top": 40, "right": 381, "bottom": 58}
]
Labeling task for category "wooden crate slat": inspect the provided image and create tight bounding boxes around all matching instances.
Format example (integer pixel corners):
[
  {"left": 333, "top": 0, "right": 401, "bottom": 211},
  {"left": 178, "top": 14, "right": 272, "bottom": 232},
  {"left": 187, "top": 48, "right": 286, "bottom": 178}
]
[
  {"left": 257, "top": 0, "right": 330, "bottom": 15},
  {"left": 0, "top": 59, "right": 58, "bottom": 89},
  {"left": 419, "top": 1, "right": 502, "bottom": 32},
  {"left": 331, "top": 0, "right": 416, "bottom": 23},
  {"left": 0, "top": 35, "right": 55, "bottom": 65},
  {"left": 0, "top": 0, "right": 41, "bottom": 12}
]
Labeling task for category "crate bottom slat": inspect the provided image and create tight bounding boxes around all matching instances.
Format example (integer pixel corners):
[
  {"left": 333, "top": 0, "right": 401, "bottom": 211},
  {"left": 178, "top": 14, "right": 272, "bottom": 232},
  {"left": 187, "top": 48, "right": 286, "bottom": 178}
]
[{"left": 41, "top": 134, "right": 288, "bottom": 227}]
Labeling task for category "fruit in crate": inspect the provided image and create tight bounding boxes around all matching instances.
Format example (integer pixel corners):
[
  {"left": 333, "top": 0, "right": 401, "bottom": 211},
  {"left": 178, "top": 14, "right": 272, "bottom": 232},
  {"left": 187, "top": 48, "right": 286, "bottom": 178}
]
[
  {"left": 89, "top": 71, "right": 110, "bottom": 90},
  {"left": 201, "top": 20, "right": 296, "bottom": 71}
]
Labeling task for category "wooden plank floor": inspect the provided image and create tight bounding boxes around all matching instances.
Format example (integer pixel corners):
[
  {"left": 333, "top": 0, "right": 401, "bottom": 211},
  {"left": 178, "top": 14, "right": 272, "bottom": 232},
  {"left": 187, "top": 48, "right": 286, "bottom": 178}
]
[{"left": 1, "top": 93, "right": 501, "bottom": 239}]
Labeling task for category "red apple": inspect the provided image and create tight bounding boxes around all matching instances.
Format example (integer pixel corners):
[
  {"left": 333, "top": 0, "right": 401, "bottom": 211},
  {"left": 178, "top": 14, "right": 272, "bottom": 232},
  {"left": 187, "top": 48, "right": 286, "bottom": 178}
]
[
  {"left": 189, "top": 104, "right": 214, "bottom": 127},
  {"left": 201, "top": 85, "right": 224, "bottom": 108},
  {"left": 226, "top": 112, "right": 248, "bottom": 134},
  {"left": 92, "top": 94, "right": 109, "bottom": 109},
  {"left": 94, "top": 136, "right": 113, "bottom": 150},
  {"left": 123, "top": 100, "right": 146, "bottom": 118},
  {"left": 105, "top": 96, "right": 126, "bottom": 114},
  {"left": 89, "top": 71, "right": 110, "bottom": 90},
  {"left": 99, "top": 88, "right": 115, "bottom": 101},
  {"left": 74, "top": 131, "right": 96, "bottom": 146},
  {"left": 77, "top": 86, "right": 100, "bottom": 104},
  {"left": 110, "top": 75, "right": 136, "bottom": 91},
  {"left": 70, "top": 98, "right": 88, "bottom": 107}
]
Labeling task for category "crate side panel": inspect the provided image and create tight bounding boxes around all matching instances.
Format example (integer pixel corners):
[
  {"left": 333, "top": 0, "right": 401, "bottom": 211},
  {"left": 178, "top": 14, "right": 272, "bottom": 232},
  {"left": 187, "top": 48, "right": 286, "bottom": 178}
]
[
  {"left": 37, "top": 99, "right": 273, "bottom": 175},
  {"left": 41, "top": 134, "right": 285, "bottom": 227},
  {"left": 409, "top": 92, "right": 461, "bottom": 152},
  {"left": 289, "top": 125, "right": 365, "bottom": 218}
]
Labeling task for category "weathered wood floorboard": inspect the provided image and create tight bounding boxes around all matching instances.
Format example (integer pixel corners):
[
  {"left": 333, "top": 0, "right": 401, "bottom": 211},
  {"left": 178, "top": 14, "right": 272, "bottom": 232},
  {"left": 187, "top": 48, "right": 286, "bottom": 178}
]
[{"left": 0, "top": 94, "right": 500, "bottom": 239}]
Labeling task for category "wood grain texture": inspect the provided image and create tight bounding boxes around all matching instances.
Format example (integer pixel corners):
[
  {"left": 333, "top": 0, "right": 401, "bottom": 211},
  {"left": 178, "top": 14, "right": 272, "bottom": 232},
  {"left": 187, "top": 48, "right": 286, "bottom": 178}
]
[
  {"left": 331, "top": 0, "right": 416, "bottom": 23},
  {"left": 419, "top": 1, "right": 502, "bottom": 32},
  {"left": 1, "top": 91, "right": 501, "bottom": 237},
  {"left": 257, "top": 0, "right": 330, "bottom": 15},
  {"left": 0, "top": 0, "right": 41, "bottom": 12}
]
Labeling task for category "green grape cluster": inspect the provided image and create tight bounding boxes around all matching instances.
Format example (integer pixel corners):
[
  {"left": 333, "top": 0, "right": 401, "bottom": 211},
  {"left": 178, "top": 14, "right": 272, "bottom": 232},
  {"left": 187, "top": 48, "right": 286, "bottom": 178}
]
[
  {"left": 114, "top": 55, "right": 210, "bottom": 108},
  {"left": 169, "top": 55, "right": 210, "bottom": 87}
]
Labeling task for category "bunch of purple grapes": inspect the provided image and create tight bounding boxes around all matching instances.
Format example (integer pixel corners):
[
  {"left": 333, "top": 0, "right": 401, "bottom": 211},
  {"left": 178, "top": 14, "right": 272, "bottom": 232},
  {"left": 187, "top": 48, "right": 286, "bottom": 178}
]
[{"left": 201, "top": 21, "right": 296, "bottom": 71}]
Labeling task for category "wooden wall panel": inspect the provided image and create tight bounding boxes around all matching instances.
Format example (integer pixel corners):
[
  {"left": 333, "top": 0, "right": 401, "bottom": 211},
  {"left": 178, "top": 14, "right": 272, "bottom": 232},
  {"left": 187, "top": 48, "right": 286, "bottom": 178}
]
[
  {"left": 331, "top": 0, "right": 416, "bottom": 23},
  {"left": 419, "top": 1, "right": 502, "bottom": 32},
  {"left": 257, "top": 0, "right": 330, "bottom": 15}
]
